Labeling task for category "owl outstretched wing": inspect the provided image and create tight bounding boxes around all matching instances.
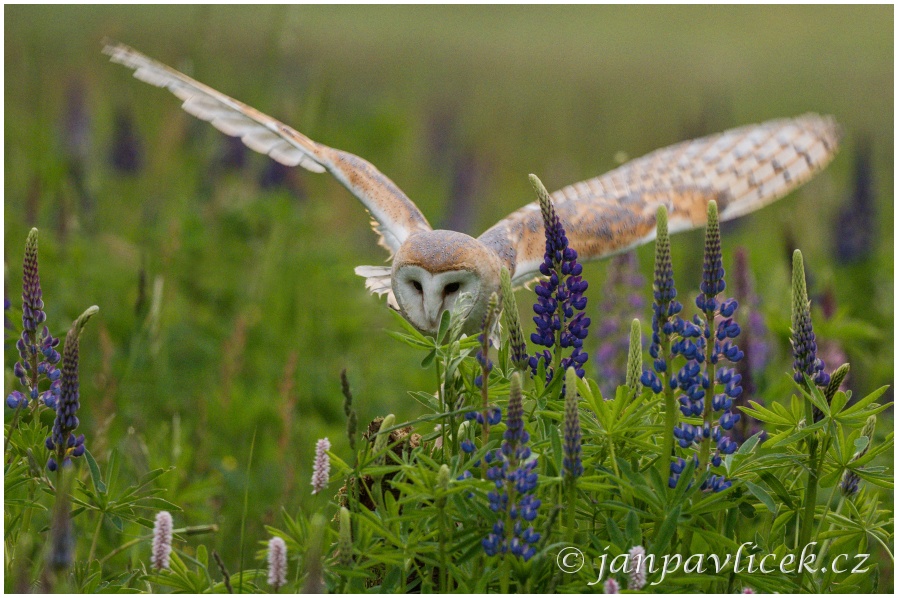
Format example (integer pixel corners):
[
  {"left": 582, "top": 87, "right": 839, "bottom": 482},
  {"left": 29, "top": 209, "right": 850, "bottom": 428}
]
[
  {"left": 103, "top": 42, "right": 432, "bottom": 258},
  {"left": 478, "top": 114, "right": 840, "bottom": 285}
]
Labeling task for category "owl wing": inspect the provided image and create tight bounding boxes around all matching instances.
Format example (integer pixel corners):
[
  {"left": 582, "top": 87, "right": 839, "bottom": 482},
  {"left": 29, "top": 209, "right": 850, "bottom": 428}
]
[
  {"left": 103, "top": 42, "right": 432, "bottom": 256},
  {"left": 478, "top": 114, "right": 840, "bottom": 285}
]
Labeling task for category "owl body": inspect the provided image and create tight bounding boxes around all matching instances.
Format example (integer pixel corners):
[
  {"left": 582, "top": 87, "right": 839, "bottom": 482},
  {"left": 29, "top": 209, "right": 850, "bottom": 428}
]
[{"left": 105, "top": 43, "right": 841, "bottom": 337}]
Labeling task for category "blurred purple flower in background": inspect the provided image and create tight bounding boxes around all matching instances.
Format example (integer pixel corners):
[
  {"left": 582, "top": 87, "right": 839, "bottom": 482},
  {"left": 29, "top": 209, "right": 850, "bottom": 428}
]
[{"left": 594, "top": 251, "right": 645, "bottom": 397}]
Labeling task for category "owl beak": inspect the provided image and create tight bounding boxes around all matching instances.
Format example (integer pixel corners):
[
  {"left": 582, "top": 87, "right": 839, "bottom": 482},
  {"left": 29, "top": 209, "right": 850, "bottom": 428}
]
[{"left": 423, "top": 293, "right": 444, "bottom": 333}]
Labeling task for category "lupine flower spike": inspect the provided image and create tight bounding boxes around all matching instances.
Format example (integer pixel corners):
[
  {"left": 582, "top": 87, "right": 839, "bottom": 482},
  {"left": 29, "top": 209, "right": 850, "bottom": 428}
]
[
  {"left": 603, "top": 578, "right": 620, "bottom": 594},
  {"left": 500, "top": 266, "right": 529, "bottom": 371},
  {"left": 481, "top": 372, "right": 541, "bottom": 560},
  {"left": 625, "top": 319, "right": 642, "bottom": 398},
  {"left": 8, "top": 228, "right": 63, "bottom": 412},
  {"left": 627, "top": 545, "right": 647, "bottom": 590},
  {"left": 151, "top": 511, "right": 174, "bottom": 570},
  {"left": 527, "top": 174, "right": 590, "bottom": 380},
  {"left": 311, "top": 437, "right": 331, "bottom": 495},
  {"left": 671, "top": 201, "right": 743, "bottom": 490},
  {"left": 641, "top": 206, "right": 684, "bottom": 472},
  {"left": 791, "top": 250, "right": 830, "bottom": 395},
  {"left": 267, "top": 536, "right": 288, "bottom": 591},
  {"left": 46, "top": 306, "right": 98, "bottom": 471}
]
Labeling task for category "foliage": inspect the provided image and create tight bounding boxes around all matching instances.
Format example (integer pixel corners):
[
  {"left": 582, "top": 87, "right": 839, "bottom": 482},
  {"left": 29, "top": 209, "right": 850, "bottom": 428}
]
[{"left": 5, "top": 185, "right": 892, "bottom": 592}]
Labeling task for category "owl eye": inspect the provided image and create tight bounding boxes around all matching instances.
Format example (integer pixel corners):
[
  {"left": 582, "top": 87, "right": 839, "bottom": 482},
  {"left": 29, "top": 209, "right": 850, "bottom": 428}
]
[
  {"left": 412, "top": 280, "right": 423, "bottom": 292},
  {"left": 443, "top": 282, "right": 460, "bottom": 294}
]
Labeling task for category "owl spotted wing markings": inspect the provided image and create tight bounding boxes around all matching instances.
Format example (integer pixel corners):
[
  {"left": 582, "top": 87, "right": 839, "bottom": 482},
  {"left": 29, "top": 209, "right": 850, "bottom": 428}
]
[
  {"left": 103, "top": 42, "right": 432, "bottom": 256},
  {"left": 480, "top": 114, "right": 840, "bottom": 285}
]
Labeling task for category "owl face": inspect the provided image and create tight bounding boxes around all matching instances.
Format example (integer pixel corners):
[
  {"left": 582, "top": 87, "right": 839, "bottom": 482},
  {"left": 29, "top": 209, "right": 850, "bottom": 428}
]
[{"left": 392, "top": 231, "right": 503, "bottom": 336}]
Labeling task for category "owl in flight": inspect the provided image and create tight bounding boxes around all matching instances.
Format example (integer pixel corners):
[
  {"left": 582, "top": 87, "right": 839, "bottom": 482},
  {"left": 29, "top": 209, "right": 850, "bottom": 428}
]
[{"left": 104, "top": 43, "right": 840, "bottom": 336}]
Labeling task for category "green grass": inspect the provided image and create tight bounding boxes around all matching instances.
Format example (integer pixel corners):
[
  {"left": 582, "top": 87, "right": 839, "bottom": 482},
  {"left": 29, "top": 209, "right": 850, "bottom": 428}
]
[{"left": 4, "top": 5, "right": 893, "bottom": 571}]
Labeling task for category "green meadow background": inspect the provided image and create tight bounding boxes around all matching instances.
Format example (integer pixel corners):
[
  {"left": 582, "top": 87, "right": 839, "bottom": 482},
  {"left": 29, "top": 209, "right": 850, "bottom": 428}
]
[{"left": 5, "top": 5, "right": 893, "bottom": 568}]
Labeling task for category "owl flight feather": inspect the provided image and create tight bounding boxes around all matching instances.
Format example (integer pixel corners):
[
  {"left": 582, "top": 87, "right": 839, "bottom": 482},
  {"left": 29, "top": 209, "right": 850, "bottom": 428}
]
[{"left": 104, "top": 42, "right": 840, "bottom": 336}]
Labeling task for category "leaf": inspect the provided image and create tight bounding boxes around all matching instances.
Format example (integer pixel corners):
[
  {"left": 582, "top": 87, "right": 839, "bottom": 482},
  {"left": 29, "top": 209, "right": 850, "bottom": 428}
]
[
  {"left": 420, "top": 349, "right": 436, "bottom": 369},
  {"left": 758, "top": 471, "right": 794, "bottom": 508},
  {"left": 649, "top": 505, "right": 681, "bottom": 555},
  {"left": 84, "top": 449, "right": 107, "bottom": 495},
  {"left": 838, "top": 385, "right": 889, "bottom": 417},
  {"left": 136, "top": 497, "right": 183, "bottom": 512},
  {"left": 437, "top": 309, "right": 451, "bottom": 345},
  {"left": 743, "top": 480, "right": 776, "bottom": 513}
]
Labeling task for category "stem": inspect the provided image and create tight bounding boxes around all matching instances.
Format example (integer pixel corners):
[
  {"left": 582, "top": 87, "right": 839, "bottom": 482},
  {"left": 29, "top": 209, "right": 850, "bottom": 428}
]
[
  {"left": 438, "top": 506, "right": 448, "bottom": 592},
  {"left": 98, "top": 525, "right": 218, "bottom": 566},
  {"left": 697, "top": 310, "right": 716, "bottom": 474},
  {"left": 500, "top": 557, "right": 511, "bottom": 593},
  {"left": 660, "top": 333, "right": 676, "bottom": 477},
  {"left": 4, "top": 401, "right": 27, "bottom": 455},
  {"left": 565, "top": 479, "right": 577, "bottom": 536},
  {"left": 88, "top": 513, "right": 104, "bottom": 562},
  {"left": 816, "top": 494, "right": 845, "bottom": 567},
  {"left": 480, "top": 361, "right": 490, "bottom": 443},
  {"left": 436, "top": 361, "right": 446, "bottom": 462},
  {"left": 607, "top": 436, "right": 621, "bottom": 479},
  {"left": 795, "top": 434, "right": 820, "bottom": 591}
]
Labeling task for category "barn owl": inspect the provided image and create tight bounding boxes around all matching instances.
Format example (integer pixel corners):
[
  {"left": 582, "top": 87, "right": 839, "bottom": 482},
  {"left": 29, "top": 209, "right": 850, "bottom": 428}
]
[{"left": 104, "top": 43, "right": 840, "bottom": 336}]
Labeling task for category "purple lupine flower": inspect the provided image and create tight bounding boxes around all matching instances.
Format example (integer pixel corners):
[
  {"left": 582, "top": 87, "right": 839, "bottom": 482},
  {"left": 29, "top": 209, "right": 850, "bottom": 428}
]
[
  {"left": 481, "top": 372, "right": 541, "bottom": 561},
  {"left": 603, "top": 578, "right": 620, "bottom": 594},
  {"left": 109, "top": 108, "right": 144, "bottom": 173},
  {"left": 562, "top": 368, "right": 583, "bottom": 479},
  {"left": 10, "top": 229, "right": 62, "bottom": 412},
  {"left": 641, "top": 207, "right": 684, "bottom": 396},
  {"left": 311, "top": 438, "right": 331, "bottom": 495},
  {"left": 835, "top": 137, "right": 875, "bottom": 264},
  {"left": 46, "top": 307, "right": 97, "bottom": 471},
  {"left": 151, "top": 511, "right": 174, "bottom": 570},
  {"left": 527, "top": 175, "right": 590, "bottom": 380},
  {"left": 730, "top": 248, "right": 769, "bottom": 443},
  {"left": 595, "top": 252, "right": 645, "bottom": 397},
  {"left": 626, "top": 545, "right": 647, "bottom": 590},
  {"left": 790, "top": 251, "right": 830, "bottom": 401},
  {"left": 670, "top": 202, "right": 742, "bottom": 491},
  {"left": 267, "top": 536, "right": 288, "bottom": 590}
]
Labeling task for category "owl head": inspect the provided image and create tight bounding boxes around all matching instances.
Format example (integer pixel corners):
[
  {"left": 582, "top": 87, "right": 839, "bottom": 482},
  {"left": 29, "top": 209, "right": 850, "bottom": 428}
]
[{"left": 391, "top": 230, "right": 503, "bottom": 336}]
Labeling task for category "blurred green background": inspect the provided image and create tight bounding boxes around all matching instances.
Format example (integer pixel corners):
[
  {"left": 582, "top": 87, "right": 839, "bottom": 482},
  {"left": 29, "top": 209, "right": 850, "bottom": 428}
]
[{"left": 5, "top": 5, "right": 893, "bottom": 564}]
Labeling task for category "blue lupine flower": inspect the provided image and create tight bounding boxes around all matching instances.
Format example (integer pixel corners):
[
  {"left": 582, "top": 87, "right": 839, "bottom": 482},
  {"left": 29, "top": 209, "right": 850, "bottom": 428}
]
[
  {"left": 667, "top": 202, "right": 742, "bottom": 492},
  {"left": 642, "top": 207, "right": 684, "bottom": 395},
  {"left": 9, "top": 230, "right": 62, "bottom": 413},
  {"left": 527, "top": 175, "right": 590, "bottom": 380},
  {"left": 480, "top": 373, "right": 541, "bottom": 561},
  {"left": 790, "top": 250, "right": 831, "bottom": 397},
  {"left": 465, "top": 407, "right": 501, "bottom": 426},
  {"left": 46, "top": 307, "right": 97, "bottom": 471}
]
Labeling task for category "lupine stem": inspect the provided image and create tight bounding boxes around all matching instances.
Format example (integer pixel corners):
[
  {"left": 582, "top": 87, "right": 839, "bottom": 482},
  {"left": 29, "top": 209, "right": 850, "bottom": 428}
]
[
  {"left": 697, "top": 313, "right": 716, "bottom": 474},
  {"left": 660, "top": 331, "right": 676, "bottom": 476},
  {"left": 88, "top": 512, "right": 104, "bottom": 562},
  {"left": 795, "top": 432, "right": 820, "bottom": 590}
]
